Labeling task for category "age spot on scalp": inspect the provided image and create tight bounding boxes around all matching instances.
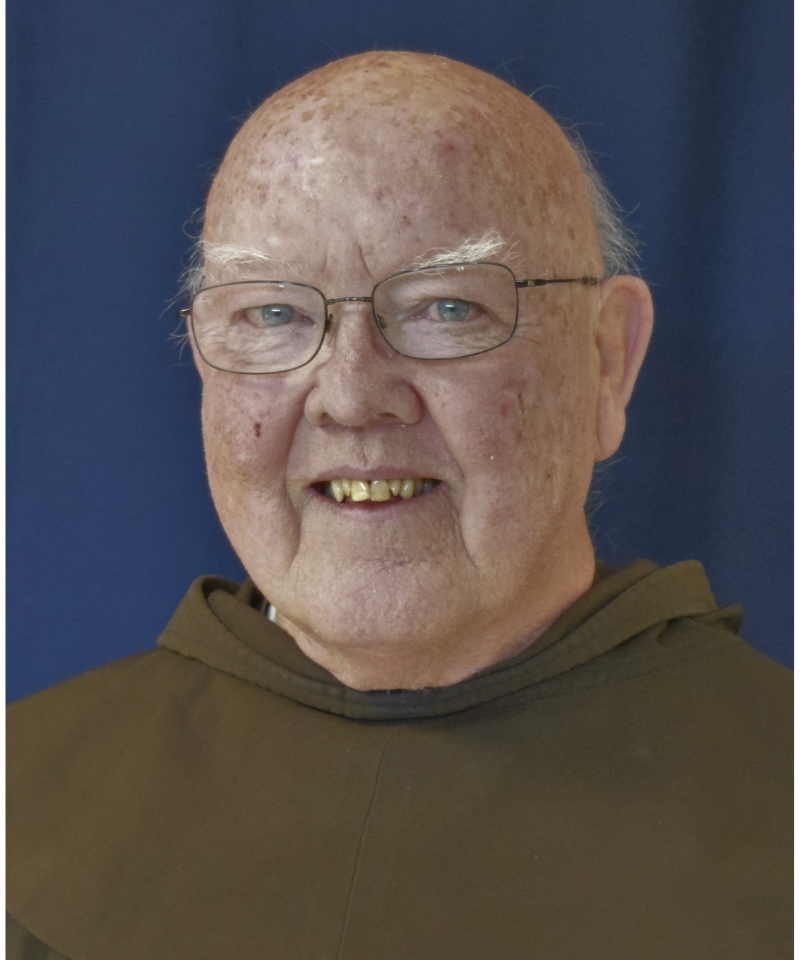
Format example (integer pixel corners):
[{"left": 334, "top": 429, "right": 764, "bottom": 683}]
[{"left": 254, "top": 422, "right": 262, "bottom": 438}]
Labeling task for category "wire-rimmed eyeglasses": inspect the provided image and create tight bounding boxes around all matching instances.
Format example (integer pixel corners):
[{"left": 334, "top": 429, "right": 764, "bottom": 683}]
[{"left": 177, "top": 261, "right": 602, "bottom": 375}]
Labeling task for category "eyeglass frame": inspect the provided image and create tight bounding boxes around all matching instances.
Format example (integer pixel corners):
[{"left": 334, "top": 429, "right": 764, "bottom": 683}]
[{"left": 177, "top": 261, "right": 604, "bottom": 374}]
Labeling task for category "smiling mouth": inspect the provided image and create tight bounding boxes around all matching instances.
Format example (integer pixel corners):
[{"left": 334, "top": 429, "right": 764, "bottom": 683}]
[{"left": 314, "top": 478, "right": 441, "bottom": 503}]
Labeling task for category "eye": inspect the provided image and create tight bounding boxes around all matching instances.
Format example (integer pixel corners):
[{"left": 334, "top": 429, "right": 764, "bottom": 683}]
[
  {"left": 245, "top": 304, "right": 296, "bottom": 327},
  {"left": 431, "top": 298, "right": 473, "bottom": 322}
]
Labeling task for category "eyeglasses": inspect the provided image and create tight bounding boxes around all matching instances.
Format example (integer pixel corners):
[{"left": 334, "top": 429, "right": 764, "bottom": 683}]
[{"left": 177, "top": 261, "right": 601, "bottom": 375}]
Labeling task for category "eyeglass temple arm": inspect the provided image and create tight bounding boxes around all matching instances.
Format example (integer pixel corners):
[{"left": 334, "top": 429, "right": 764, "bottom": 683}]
[{"left": 516, "top": 277, "right": 602, "bottom": 288}]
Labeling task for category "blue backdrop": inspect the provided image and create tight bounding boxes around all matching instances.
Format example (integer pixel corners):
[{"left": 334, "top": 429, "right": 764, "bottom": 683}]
[{"left": 7, "top": 0, "right": 792, "bottom": 702}]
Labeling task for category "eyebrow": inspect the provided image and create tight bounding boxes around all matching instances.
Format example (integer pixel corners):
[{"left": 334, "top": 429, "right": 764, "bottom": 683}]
[
  {"left": 200, "top": 229, "right": 515, "bottom": 281},
  {"left": 408, "top": 230, "right": 514, "bottom": 271},
  {"left": 202, "top": 243, "right": 294, "bottom": 277}
]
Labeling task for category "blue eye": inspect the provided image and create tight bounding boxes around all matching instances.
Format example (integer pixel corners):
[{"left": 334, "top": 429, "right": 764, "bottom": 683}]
[
  {"left": 435, "top": 298, "right": 471, "bottom": 322},
  {"left": 258, "top": 304, "right": 294, "bottom": 326}
]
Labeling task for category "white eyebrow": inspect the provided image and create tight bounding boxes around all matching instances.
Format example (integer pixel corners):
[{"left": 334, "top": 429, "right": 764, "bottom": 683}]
[
  {"left": 202, "top": 242, "right": 294, "bottom": 276},
  {"left": 408, "top": 230, "right": 516, "bottom": 270},
  {"left": 181, "top": 241, "right": 302, "bottom": 301},
  {"left": 187, "top": 230, "right": 517, "bottom": 298}
]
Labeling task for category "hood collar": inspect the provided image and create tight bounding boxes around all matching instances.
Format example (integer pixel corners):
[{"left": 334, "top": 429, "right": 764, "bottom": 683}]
[{"left": 158, "top": 560, "right": 736, "bottom": 721}]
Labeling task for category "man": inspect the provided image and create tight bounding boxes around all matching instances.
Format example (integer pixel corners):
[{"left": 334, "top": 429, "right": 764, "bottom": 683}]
[{"left": 7, "top": 52, "right": 790, "bottom": 960}]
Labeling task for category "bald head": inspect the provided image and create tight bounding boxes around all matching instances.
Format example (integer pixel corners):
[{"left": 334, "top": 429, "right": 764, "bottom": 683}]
[{"left": 204, "top": 52, "right": 603, "bottom": 283}]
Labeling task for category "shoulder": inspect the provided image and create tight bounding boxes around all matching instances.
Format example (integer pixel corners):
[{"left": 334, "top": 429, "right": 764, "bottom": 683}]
[
  {"left": 8, "top": 638, "right": 233, "bottom": 743},
  {"left": 652, "top": 613, "right": 792, "bottom": 707},
  {"left": 6, "top": 646, "right": 235, "bottom": 955},
  {"left": 605, "top": 612, "right": 792, "bottom": 747},
  {"left": 8, "top": 648, "right": 197, "bottom": 778}
]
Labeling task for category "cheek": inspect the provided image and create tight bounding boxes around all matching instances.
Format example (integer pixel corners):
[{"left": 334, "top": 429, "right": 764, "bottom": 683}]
[
  {"left": 433, "top": 330, "right": 595, "bottom": 487},
  {"left": 425, "top": 364, "right": 539, "bottom": 479},
  {"left": 516, "top": 306, "right": 597, "bottom": 442},
  {"left": 201, "top": 376, "right": 300, "bottom": 491}
]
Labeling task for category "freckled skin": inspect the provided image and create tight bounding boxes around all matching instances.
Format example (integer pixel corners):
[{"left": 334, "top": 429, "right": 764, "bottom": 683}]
[{"left": 195, "top": 52, "right": 653, "bottom": 690}]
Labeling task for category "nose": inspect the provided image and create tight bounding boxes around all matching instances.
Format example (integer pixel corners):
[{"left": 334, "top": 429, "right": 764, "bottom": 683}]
[{"left": 303, "top": 302, "right": 424, "bottom": 429}]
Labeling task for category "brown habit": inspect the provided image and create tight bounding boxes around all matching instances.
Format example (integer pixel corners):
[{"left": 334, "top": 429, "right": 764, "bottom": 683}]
[{"left": 7, "top": 560, "right": 792, "bottom": 959}]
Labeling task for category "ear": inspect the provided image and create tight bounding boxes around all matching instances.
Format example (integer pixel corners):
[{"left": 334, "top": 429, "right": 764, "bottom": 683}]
[{"left": 593, "top": 276, "right": 654, "bottom": 462}]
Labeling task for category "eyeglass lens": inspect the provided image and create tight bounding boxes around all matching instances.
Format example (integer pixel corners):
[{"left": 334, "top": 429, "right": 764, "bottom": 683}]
[{"left": 191, "top": 263, "right": 519, "bottom": 374}]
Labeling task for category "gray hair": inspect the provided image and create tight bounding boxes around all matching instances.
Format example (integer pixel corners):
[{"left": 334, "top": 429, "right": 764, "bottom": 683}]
[
  {"left": 179, "top": 233, "right": 209, "bottom": 302},
  {"left": 564, "top": 126, "right": 641, "bottom": 277},
  {"left": 179, "top": 122, "right": 639, "bottom": 300}
]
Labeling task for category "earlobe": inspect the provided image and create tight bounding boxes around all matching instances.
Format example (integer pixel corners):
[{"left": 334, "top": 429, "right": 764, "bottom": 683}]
[{"left": 593, "top": 276, "right": 654, "bottom": 462}]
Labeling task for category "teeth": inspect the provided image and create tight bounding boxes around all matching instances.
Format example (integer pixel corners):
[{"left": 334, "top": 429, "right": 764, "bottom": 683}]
[
  {"left": 330, "top": 479, "right": 345, "bottom": 503},
  {"left": 350, "top": 480, "right": 371, "bottom": 502},
  {"left": 321, "top": 478, "right": 439, "bottom": 503},
  {"left": 370, "top": 480, "right": 391, "bottom": 502}
]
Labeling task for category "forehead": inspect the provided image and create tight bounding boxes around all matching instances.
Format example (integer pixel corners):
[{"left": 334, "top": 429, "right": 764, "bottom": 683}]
[{"left": 204, "top": 55, "right": 598, "bottom": 282}]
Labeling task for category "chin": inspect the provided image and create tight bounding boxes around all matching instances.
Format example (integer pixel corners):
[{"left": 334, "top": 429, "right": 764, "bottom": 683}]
[{"left": 294, "top": 571, "right": 470, "bottom": 651}]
